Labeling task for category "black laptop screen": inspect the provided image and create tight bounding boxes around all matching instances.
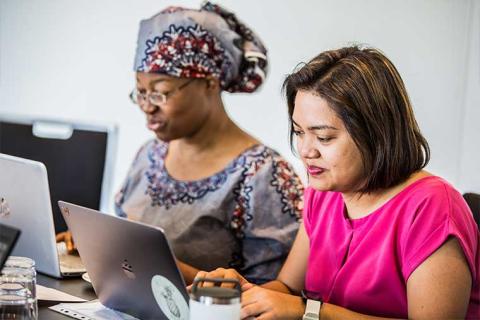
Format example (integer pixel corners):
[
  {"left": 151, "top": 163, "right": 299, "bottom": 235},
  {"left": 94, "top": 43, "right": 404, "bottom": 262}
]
[
  {"left": 0, "top": 121, "right": 107, "bottom": 233},
  {"left": 0, "top": 223, "right": 21, "bottom": 270}
]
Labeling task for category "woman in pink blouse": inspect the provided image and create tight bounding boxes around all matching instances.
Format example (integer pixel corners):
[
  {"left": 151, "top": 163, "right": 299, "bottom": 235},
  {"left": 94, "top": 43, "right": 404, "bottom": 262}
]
[{"left": 196, "top": 46, "right": 479, "bottom": 319}]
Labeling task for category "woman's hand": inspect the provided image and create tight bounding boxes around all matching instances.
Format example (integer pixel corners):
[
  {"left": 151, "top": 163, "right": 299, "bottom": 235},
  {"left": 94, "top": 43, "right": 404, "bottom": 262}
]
[
  {"left": 175, "top": 259, "right": 199, "bottom": 286},
  {"left": 55, "top": 231, "right": 76, "bottom": 254},
  {"left": 241, "top": 285, "right": 305, "bottom": 320},
  {"left": 192, "top": 267, "right": 249, "bottom": 289},
  {"left": 190, "top": 268, "right": 305, "bottom": 319}
]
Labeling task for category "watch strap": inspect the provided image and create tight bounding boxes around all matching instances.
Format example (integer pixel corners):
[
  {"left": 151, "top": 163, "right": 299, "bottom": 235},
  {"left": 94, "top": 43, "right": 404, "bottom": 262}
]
[{"left": 302, "top": 299, "right": 322, "bottom": 320}]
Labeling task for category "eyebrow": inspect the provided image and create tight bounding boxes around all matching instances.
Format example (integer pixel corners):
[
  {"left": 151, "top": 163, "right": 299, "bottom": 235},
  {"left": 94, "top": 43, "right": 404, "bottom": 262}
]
[{"left": 292, "top": 120, "right": 338, "bottom": 131}]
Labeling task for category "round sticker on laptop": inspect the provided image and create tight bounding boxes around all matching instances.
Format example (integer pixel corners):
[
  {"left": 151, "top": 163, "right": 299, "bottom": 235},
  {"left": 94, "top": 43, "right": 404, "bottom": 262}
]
[{"left": 151, "top": 275, "right": 189, "bottom": 320}]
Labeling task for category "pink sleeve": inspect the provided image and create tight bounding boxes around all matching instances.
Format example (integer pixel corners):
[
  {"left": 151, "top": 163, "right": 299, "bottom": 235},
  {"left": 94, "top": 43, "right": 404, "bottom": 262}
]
[{"left": 402, "top": 184, "right": 478, "bottom": 282}]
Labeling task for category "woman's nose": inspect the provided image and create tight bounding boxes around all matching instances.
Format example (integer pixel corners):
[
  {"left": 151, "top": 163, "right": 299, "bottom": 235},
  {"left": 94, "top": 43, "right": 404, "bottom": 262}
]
[
  {"left": 301, "top": 147, "right": 320, "bottom": 159},
  {"left": 140, "top": 101, "right": 158, "bottom": 114},
  {"left": 299, "top": 138, "right": 321, "bottom": 159}
]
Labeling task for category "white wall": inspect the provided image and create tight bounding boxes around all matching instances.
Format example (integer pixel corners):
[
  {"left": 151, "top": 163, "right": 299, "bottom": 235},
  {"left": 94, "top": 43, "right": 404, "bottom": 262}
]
[
  {"left": 459, "top": 0, "right": 480, "bottom": 193},
  {"left": 0, "top": 0, "right": 478, "bottom": 210}
]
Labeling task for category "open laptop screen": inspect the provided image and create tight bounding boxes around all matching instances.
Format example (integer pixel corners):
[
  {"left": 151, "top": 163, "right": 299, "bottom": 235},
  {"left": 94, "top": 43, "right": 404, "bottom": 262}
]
[
  {"left": 0, "top": 222, "right": 21, "bottom": 270},
  {"left": 0, "top": 118, "right": 115, "bottom": 233}
]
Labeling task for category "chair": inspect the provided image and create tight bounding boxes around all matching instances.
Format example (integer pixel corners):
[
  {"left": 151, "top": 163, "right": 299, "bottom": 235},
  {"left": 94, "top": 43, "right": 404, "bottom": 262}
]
[
  {"left": 463, "top": 193, "right": 480, "bottom": 228},
  {"left": 0, "top": 114, "right": 117, "bottom": 233}
]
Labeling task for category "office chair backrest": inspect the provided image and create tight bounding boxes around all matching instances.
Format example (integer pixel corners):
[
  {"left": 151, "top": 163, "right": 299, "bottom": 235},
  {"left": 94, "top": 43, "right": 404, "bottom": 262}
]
[
  {"left": 0, "top": 114, "right": 117, "bottom": 233},
  {"left": 463, "top": 192, "right": 480, "bottom": 229}
]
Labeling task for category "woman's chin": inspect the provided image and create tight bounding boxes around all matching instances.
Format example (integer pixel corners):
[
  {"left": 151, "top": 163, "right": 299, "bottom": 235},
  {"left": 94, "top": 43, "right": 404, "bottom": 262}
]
[
  {"left": 153, "top": 129, "right": 181, "bottom": 142},
  {"left": 308, "top": 180, "right": 332, "bottom": 192},
  {"left": 153, "top": 130, "right": 170, "bottom": 142}
]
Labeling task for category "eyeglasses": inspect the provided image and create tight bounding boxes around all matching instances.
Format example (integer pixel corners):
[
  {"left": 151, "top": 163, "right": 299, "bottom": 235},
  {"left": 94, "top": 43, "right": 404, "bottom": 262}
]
[{"left": 129, "top": 79, "right": 194, "bottom": 106}]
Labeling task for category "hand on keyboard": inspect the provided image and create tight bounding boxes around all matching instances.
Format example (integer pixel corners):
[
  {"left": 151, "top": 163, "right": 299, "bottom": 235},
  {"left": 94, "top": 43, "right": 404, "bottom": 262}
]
[{"left": 56, "top": 230, "right": 77, "bottom": 254}]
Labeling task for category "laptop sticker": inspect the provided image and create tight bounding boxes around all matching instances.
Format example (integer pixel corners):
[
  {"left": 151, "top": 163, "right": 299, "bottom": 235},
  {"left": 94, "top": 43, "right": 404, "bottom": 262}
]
[
  {"left": 0, "top": 198, "right": 10, "bottom": 217},
  {"left": 151, "top": 275, "right": 189, "bottom": 320}
]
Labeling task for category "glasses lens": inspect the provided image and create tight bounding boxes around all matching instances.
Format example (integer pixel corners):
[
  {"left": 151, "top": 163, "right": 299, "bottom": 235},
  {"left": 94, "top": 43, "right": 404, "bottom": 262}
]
[
  {"left": 131, "top": 90, "right": 148, "bottom": 105},
  {"left": 130, "top": 90, "right": 167, "bottom": 106},
  {"left": 149, "top": 93, "right": 165, "bottom": 106}
]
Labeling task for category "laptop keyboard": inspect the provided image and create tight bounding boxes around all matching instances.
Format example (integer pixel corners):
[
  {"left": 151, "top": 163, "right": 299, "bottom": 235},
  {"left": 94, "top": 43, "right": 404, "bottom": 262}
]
[{"left": 57, "top": 242, "right": 86, "bottom": 274}]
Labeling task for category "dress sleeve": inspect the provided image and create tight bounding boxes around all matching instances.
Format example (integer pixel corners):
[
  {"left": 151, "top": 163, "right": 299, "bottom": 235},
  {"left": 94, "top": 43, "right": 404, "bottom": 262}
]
[
  {"left": 233, "top": 151, "right": 304, "bottom": 284},
  {"left": 114, "top": 140, "right": 153, "bottom": 218},
  {"left": 401, "top": 184, "right": 478, "bottom": 283}
]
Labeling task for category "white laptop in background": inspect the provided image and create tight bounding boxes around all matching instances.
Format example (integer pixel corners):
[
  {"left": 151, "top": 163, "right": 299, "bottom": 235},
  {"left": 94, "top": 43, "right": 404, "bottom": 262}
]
[
  {"left": 0, "top": 114, "right": 118, "bottom": 235},
  {"left": 0, "top": 153, "right": 85, "bottom": 277}
]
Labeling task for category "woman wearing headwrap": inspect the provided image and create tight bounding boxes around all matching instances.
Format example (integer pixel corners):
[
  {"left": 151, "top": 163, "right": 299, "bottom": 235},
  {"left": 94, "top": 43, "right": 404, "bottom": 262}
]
[{"left": 114, "top": 2, "right": 304, "bottom": 285}]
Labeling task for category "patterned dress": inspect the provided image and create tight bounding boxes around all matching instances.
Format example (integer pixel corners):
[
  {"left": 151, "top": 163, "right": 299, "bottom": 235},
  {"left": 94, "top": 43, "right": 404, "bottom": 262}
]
[{"left": 115, "top": 139, "right": 304, "bottom": 284}]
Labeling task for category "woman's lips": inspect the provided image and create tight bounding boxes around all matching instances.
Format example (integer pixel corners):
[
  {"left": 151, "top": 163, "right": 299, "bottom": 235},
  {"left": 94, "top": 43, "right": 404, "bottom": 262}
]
[
  {"left": 147, "top": 119, "right": 166, "bottom": 131},
  {"left": 307, "top": 165, "right": 325, "bottom": 176}
]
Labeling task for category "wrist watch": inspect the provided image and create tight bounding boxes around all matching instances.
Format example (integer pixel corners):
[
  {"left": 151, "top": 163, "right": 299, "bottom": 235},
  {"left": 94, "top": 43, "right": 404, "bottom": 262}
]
[{"left": 301, "top": 290, "right": 322, "bottom": 320}]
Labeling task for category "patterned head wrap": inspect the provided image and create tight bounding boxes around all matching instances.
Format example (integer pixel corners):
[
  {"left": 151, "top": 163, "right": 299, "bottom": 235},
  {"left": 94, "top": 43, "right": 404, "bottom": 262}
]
[{"left": 133, "top": 2, "right": 268, "bottom": 93}]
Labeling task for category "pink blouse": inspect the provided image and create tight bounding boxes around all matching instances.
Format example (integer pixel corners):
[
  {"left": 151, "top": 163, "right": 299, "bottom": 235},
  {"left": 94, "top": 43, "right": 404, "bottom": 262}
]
[{"left": 304, "top": 176, "right": 479, "bottom": 318}]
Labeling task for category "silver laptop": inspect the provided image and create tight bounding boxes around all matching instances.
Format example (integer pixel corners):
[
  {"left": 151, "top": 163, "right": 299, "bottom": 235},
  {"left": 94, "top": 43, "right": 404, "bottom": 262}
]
[
  {"left": 0, "top": 114, "right": 117, "bottom": 235},
  {"left": 58, "top": 201, "right": 190, "bottom": 320},
  {"left": 0, "top": 153, "right": 85, "bottom": 277}
]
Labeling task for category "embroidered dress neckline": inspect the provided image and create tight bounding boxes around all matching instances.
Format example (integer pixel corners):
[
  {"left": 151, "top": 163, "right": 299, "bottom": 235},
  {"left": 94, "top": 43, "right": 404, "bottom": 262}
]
[
  {"left": 145, "top": 141, "right": 270, "bottom": 209},
  {"left": 160, "top": 141, "right": 264, "bottom": 184}
]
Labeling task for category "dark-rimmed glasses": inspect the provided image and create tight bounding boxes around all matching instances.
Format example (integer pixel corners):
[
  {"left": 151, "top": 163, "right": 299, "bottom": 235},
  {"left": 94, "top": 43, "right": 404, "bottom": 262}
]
[{"left": 129, "top": 79, "right": 194, "bottom": 106}]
